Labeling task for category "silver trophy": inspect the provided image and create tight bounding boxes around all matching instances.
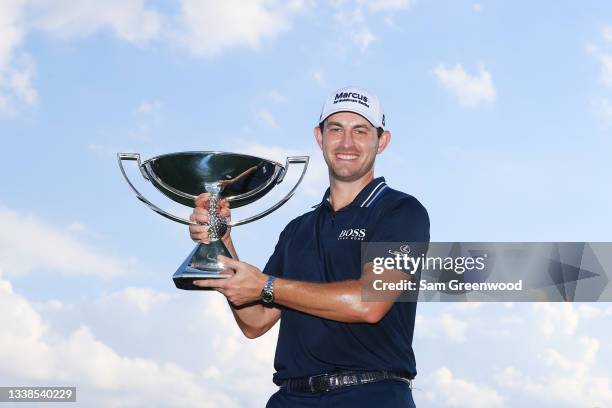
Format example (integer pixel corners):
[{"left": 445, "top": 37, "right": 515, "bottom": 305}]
[{"left": 118, "top": 151, "right": 308, "bottom": 290}]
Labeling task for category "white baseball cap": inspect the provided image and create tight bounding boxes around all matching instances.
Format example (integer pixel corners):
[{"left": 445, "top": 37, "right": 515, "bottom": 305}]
[{"left": 319, "top": 86, "right": 386, "bottom": 129}]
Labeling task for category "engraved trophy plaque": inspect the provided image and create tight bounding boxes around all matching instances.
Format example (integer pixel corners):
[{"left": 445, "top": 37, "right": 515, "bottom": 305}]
[{"left": 118, "top": 151, "right": 308, "bottom": 290}]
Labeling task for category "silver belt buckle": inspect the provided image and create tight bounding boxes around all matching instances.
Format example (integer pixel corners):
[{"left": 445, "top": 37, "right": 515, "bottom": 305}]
[
  {"left": 397, "top": 377, "right": 413, "bottom": 388},
  {"left": 308, "top": 376, "right": 315, "bottom": 393},
  {"left": 312, "top": 373, "right": 338, "bottom": 393},
  {"left": 308, "top": 374, "right": 324, "bottom": 393}
]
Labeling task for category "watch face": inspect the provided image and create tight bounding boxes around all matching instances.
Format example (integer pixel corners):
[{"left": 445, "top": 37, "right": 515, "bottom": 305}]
[{"left": 262, "top": 290, "right": 274, "bottom": 303}]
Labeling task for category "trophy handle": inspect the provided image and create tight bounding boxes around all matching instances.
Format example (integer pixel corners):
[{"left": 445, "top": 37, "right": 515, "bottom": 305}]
[
  {"left": 229, "top": 156, "right": 309, "bottom": 227},
  {"left": 117, "top": 153, "right": 195, "bottom": 226}
]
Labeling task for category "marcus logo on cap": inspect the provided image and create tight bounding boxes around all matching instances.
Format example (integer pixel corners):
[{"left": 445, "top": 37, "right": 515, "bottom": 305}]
[{"left": 319, "top": 86, "right": 386, "bottom": 129}]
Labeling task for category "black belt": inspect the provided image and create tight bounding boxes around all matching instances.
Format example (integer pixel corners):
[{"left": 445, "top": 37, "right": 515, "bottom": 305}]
[{"left": 279, "top": 370, "right": 413, "bottom": 394}]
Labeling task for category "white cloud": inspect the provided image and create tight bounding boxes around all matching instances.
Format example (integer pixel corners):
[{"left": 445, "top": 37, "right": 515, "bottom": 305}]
[
  {"left": 352, "top": 28, "right": 377, "bottom": 50},
  {"left": 0, "top": 277, "right": 239, "bottom": 407},
  {"left": 431, "top": 367, "right": 504, "bottom": 407},
  {"left": 604, "top": 26, "right": 612, "bottom": 42},
  {"left": 0, "top": 0, "right": 161, "bottom": 114},
  {"left": 415, "top": 303, "right": 612, "bottom": 407},
  {"left": 383, "top": 15, "right": 395, "bottom": 26},
  {"left": 330, "top": 0, "right": 415, "bottom": 50},
  {"left": 0, "top": 0, "right": 308, "bottom": 113},
  {"left": 587, "top": 28, "right": 612, "bottom": 91},
  {"left": 457, "top": 302, "right": 481, "bottom": 311},
  {"left": 46, "top": 298, "right": 64, "bottom": 310},
  {"left": 27, "top": 0, "right": 163, "bottom": 44},
  {"left": 543, "top": 336, "right": 599, "bottom": 375},
  {"left": 230, "top": 142, "right": 304, "bottom": 165},
  {"left": 102, "top": 287, "right": 171, "bottom": 313},
  {"left": 415, "top": 312, "right": 469, "bottom": 342},
  {"left": 175, "top": 0, "right": 305, "bottom": 56},
  {"left": 334, "top": 7, "right": 377, "bottom": 50},
  {"left": 255, "top": 109, "right": 279, "bottom": 128},
  {"left": 587, "top": 27, "right": 612, "bottom": 125},
  {"left": 66, "top": 221, "right": 86, "bottom": 232},
  {"left": 0, "top": 0, "right": 36, "bottom": 114},
  {"left": 365, "top": 0, "right": 415, "bottom": 12},
  {"left": 136, "top": 99, "right": 161, "bottom": 114},
  {"left": 591, "top": 96, "right": 612, "bottom": 121},
  {"left": 532, "top": 303, "right": 579, "bottom": 339},
  {"left": 267, "top": 90, "right": 287, "bottom": 104},
  {"left": 0, "top": 206, "right": 135, "bottom": 278},
  {"left": 596, "top": 53, "right": 612, "bottom": 89},
  {"left": 0, "top": 262, "right": 282, "bottom": 407},
  {"left": 65, "top": 222, "right": 105, "bottom": 242},
  {"left": 577, "top": 303, "right": 612, "bottom": 319},
  {"left": 0, "top": 0, "right": 25, "bottom": 70},
  {"left": 473, "top": 3, "right": 482, "bottom": 12},
  {"left": 313, "top": 70, "right": 325, "bottom": 84},
  {"left": 434, "top": 63, "right": 497, "bottom": 107},
  {"left": 2, "top": 53, "right": 37, "bottom": 105},
  {"left": 494, "top": 337, "right": 612, "bottom": 407}
]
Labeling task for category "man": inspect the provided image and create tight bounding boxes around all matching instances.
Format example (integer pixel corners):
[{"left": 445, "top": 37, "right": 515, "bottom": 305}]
[{"left": 189, "top": 86, "right": 429, "bottom": 407}]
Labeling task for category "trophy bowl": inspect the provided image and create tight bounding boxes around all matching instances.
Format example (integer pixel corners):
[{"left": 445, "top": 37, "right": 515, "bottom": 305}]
[{"left": 118, "top": 151, "right": 309, "bottom": 290}]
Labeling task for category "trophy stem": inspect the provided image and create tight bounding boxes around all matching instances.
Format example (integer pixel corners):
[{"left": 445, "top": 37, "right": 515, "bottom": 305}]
[
  {"left": 172, "top": 181, "right": 232, "bottom": 290},
  {"left": 208, "top": 193, "right": 221, "bottom": 241},
  {"left": 173, "top": 241, "right": 232, "bottom": 290},
  {"left": 205, "top": 182, "right": 228, "bottom": 242}
]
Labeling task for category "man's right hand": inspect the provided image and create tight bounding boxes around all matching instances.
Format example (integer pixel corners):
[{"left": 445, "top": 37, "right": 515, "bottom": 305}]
[{"left": 189, "top": 193, "right": 232, "bottom": 244}]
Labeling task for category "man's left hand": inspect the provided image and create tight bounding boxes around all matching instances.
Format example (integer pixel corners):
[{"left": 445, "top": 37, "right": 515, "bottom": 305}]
[{"left": 193, "top": 255, "right": 268, "bottom": 306}]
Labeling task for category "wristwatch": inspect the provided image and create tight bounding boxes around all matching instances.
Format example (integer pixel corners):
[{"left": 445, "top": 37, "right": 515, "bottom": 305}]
[{"left": 261, "top": 275, "right": 276, "bottom": 304}]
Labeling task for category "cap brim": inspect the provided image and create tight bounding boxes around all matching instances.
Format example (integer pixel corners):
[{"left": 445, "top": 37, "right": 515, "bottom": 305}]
[{"left": 319, "top": 108, "right": 382, "bottom": 129}]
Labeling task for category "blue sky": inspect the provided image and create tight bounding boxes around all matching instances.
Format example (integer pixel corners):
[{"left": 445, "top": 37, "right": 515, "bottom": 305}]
[{"left": 1, "top": 1, "right": 612, "bottom": 406}]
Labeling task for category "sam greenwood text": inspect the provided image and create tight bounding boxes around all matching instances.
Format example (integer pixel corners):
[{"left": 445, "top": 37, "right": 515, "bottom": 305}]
[{"left": 372, "top": 279, "right": 523, "bottom": 292}]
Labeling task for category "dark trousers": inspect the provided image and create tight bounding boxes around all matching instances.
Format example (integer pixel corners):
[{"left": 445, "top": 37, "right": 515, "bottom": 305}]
[{"left": 266, "top": 379, "right": 416, "bottom": 408}]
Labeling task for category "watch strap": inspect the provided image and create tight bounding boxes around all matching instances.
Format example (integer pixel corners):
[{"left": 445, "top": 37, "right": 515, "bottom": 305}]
[{"left": 261, "top": 275, "right": 276, "bottom": 303}]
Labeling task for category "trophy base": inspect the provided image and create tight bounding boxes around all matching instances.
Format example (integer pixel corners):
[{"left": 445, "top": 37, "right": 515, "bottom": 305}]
[
  {"left": 173, "top": 241, "right": 233, "bottom": 291},
  {"left": 173, "top": 270, "right": 230, "bottom": 290}
]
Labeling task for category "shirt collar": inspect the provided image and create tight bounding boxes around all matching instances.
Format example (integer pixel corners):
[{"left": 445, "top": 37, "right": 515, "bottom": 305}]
[{"left": 312, "top": 177, "right": 388, "bottom": 210}]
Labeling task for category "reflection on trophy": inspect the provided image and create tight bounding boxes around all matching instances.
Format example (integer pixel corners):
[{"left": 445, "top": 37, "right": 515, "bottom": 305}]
[{"left": 118, "top": 151, "right": 309, "bottom": 290}]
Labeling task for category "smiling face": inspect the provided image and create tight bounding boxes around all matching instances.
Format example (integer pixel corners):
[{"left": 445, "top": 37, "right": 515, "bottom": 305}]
[{"left": 314, "top": 111, "right": 390, "bottom": 183}]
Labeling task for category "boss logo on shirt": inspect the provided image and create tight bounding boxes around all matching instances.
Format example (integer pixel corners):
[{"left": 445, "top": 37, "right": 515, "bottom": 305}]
[{"left": 338, "top": 228, "right": 366, "bottom": 241}]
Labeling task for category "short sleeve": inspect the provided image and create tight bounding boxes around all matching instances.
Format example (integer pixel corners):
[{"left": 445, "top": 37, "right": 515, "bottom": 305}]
[
  {"left": 262, "top": 220, "right": 295, "bottom": 278},
  {"left": 363, "top": 196, "right": 431, "bottom": 266},
  {"left": 370, "top": 196, "right": 430, "bottom": 243}
]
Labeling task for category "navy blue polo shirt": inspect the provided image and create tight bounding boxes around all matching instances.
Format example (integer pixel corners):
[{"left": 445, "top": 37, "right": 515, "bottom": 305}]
[{"left": 263, "top": 177, "right": 430, "bottom": 383}]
